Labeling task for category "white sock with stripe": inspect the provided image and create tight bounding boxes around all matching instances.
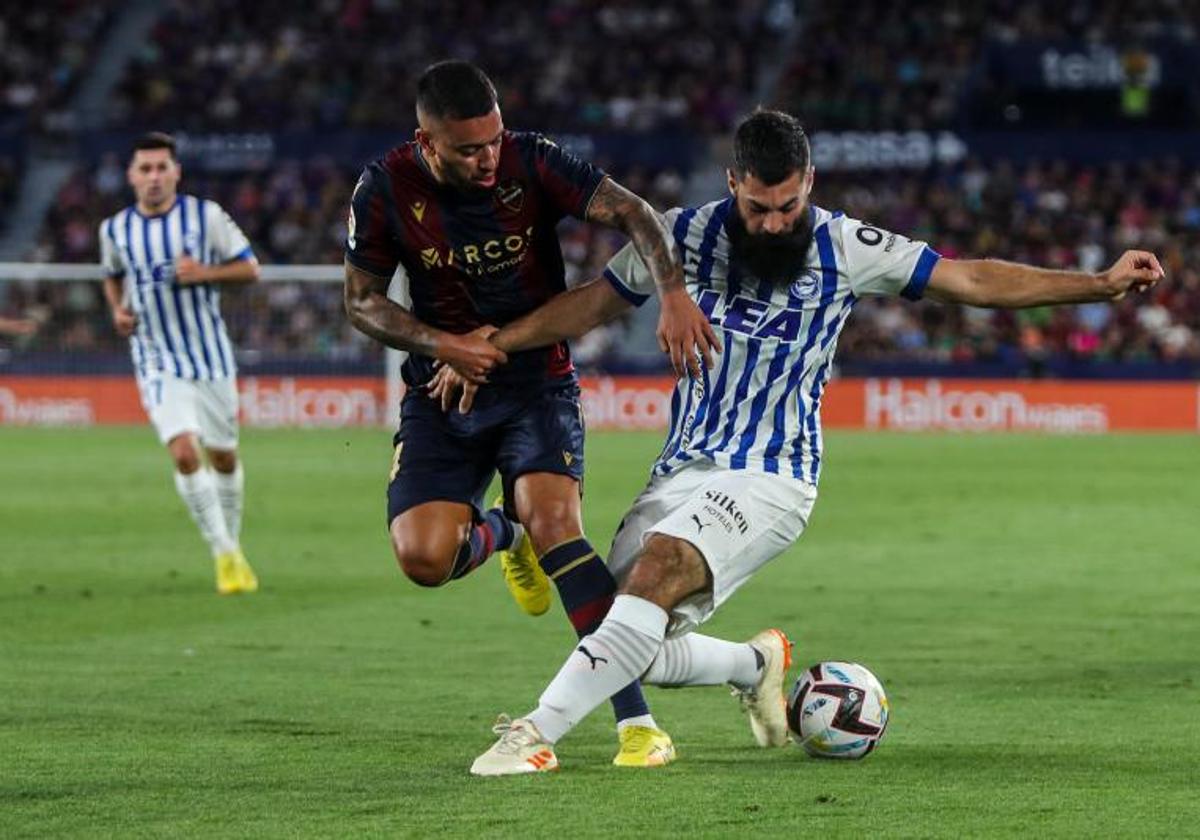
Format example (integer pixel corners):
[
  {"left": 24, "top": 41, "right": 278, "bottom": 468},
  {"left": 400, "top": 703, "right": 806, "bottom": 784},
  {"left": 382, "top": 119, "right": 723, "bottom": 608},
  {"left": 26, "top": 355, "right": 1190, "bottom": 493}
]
[
  {"left": 174, "top": 468, "right": 237, "bottom": 556},
  {"left": 213, "top": 463, "right": 244, "bottom": 543},
  {"left": 526, "top": 595, "right": 668, "bottom": 744},
  {"left": 643, "top": 632, "right": 762, "bottom": 689}
]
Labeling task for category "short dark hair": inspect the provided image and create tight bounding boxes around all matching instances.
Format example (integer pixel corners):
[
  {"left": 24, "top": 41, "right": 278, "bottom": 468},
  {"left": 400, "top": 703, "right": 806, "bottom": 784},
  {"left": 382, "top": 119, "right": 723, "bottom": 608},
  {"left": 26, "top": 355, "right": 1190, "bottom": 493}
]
[
  {"left": 416, "top": 60, "right": 498, "bottom": 121},
  {"left": 130, "top": 131, "right": 177, "bottom": 162},
  {"left": 732, "top": 110, "right": 810, "bottom": 185}
]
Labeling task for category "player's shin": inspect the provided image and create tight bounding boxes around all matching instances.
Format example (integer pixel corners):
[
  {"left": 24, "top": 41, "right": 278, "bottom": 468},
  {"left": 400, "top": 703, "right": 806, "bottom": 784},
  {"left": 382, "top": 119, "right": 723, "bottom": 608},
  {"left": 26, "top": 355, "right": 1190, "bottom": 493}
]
[
  {"left": 526, "top": 595, "right": 669, "bottom": 743},
  {"left": 173, "top": 468, "right": 236, "bottom": 555},
  {"left": 539, "top": 538, "right": 652, "bottom": 723},
  {"left": 213, "top": 462, "right": 244, "bottom": 543}
]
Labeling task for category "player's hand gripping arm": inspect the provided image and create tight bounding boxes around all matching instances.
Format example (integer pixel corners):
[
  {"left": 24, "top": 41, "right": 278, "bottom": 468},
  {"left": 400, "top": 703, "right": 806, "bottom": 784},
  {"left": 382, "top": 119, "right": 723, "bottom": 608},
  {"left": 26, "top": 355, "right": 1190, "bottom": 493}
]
[
  {"left": 925, "top": 250, "right": 1165, "bottom": 308},
  {"left": 586, "top": 178, "right": 721, "bottom": 377},
  {"left": 431, "top": 278, "right": 633, "bottom": 414},
  {"left": 343, "top": 261, "right": 506, "bottom": 382},
  {"left": 102, "top": 276, "right": 136, "bottom": 337},
  {"left": 175, "top": 255, "right": 261, "bottom": 285}
]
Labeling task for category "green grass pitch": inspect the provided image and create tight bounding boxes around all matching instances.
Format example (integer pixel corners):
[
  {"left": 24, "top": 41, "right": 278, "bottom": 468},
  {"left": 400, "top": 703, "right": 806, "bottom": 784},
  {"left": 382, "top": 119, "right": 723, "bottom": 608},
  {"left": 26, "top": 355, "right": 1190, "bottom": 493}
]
[{"left": 2, "top": 427, "right": 1198, "bottom": 838}]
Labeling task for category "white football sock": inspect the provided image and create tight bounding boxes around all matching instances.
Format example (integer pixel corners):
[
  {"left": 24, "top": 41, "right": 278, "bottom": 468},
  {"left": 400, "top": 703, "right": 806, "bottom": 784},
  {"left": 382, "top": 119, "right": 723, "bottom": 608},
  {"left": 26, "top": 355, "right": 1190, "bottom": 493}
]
[
  {"left": 616, "top": 714, "right": 658, "bottom": 732},
  {"left": 526, "top": 595, "right": 668, "bottom": 744},
  {"left": 643, "top": 633, "right": 762, "bottom": 689},
  {"left": 174, "top": 469, "right": 236, "bottom": 556},
  {"left": 213, "top": 462, "right": 244, "bottom": 543}
]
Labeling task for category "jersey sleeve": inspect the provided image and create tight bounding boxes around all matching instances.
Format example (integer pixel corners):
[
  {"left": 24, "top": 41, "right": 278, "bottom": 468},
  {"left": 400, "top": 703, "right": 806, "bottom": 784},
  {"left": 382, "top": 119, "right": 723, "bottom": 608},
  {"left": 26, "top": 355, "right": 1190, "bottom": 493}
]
[
  {"left": 98, "top": 218, "right": 124, "bottom": 278},
  {"left": 839, "top": 216, "right": 940, "bottom": 300},
  {"left": 204, "top": 200, "right": 255, "bottom": 263},
  {"left": 529, "top": 134, "right": 607, "bottom": 221},
  {"left": 344, "top": 165, "right": 402, "bottom": 278},
  {"left": 601, "top": 208, "right": 682, "bottom": 307}
]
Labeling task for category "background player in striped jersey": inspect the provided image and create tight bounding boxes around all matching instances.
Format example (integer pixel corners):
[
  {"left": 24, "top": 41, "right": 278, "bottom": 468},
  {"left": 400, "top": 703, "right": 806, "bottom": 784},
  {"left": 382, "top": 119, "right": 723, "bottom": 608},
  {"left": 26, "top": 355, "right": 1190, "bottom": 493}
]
[
  {"left": 100, "top": 132, "right": 261, "bottom": 595},
  {"left": 343, "top": 61, "right": 717, "bottom": 767},
  {"left": 465, "top": 109, "right": 1165, "bottom": 774}
]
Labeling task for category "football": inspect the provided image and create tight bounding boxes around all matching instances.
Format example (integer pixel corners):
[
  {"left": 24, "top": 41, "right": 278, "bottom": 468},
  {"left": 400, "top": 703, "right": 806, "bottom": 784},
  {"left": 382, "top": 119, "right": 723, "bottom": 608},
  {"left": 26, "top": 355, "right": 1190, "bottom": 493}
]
[{"left": 786, "top": 661, "right": 890, "bottom": 759}]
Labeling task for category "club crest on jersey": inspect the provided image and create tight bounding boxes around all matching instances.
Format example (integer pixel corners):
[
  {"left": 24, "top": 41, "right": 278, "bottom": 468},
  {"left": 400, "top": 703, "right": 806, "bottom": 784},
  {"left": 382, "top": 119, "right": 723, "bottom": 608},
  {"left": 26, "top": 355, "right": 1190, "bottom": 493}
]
[
  {"left": 411, "top": 200, "right": 426, "bottom": 223},
  {"left": 496, "top": 180, "right": 524, "bottom": 213},
  {"left": 789, "top": 269, "right": 821, "bottom": 300},
  {"left": 182, "top": 231, "right": 201, "bottom": 257}
]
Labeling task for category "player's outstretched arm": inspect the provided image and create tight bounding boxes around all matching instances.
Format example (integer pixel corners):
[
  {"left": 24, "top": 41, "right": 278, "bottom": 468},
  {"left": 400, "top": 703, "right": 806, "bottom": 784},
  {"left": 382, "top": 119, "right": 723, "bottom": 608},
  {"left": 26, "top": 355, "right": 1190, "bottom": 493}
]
[
  {"left": 490, "top": 276, "right": 632, "bottom": 355},
  {"left": 343, "top": 261, "right": 506, "bottom": 382},
  {"left": 585, "top": 178, "right": 720, "bottom": 377},
  {"left": 925, "top": 250, "right": 1165, "bottom": 308}
]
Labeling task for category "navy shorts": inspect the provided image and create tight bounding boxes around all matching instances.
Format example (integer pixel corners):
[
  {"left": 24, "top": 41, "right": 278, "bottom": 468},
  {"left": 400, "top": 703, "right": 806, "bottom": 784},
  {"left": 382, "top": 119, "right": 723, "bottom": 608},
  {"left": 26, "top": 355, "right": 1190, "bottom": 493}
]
[{"left": 386, "top": 379, "right": 585, "bottom": 523}]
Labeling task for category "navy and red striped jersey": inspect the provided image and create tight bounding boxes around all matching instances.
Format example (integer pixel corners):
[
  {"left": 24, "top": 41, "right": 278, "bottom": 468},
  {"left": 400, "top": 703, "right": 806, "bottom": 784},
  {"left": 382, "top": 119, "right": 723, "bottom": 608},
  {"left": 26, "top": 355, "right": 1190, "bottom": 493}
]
[{"left": 345, "top": 131, "right": 607, "bottom": 389}]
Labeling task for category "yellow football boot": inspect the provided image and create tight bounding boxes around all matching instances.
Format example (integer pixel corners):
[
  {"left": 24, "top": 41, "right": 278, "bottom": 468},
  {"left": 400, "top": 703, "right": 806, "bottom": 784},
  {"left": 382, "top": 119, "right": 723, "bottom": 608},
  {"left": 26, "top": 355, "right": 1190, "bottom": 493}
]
[
  {"left": 612, "top": 725, "right": 677, "bottom": 768},
  {"left": 215, "top": 548, "right": 258, "bottom": 595},
  {"left": 492, "top": 497, "right": 550, "bottom": 616}
]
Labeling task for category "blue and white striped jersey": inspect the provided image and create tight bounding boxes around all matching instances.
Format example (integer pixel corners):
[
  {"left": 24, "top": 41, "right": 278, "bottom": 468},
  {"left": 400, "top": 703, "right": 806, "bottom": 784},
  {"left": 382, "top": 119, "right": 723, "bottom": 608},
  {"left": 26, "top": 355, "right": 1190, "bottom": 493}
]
[
  {"left": 604, "top": 198, "right": 940, "bottom": 485},
  {"left": 99, "top": 195, "right": 253, "bottom": 381}
]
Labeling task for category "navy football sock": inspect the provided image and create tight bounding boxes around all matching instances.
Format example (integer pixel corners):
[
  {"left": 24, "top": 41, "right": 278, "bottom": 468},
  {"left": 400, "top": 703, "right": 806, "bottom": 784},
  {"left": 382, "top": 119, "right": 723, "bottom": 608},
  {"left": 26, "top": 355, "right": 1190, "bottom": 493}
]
[
  {"left": 446, "top": 518, "right": 497, "bottom": 581},
  {"left": 482, "top": 507, "right": 517, "bottom": 551},
  {"left": 539, "top": 537, "right": 651, "bottom": 723}
]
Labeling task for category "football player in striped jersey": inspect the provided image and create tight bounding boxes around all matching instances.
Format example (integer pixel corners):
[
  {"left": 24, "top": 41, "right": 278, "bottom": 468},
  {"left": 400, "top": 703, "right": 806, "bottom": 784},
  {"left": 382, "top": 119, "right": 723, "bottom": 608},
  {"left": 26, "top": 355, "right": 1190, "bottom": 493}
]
[
  {"left": 465, "top": 109, "right": 1164, "bottom": 773},
  {"left": 100, "top": 132, "right": 260, "bottom": 594}
]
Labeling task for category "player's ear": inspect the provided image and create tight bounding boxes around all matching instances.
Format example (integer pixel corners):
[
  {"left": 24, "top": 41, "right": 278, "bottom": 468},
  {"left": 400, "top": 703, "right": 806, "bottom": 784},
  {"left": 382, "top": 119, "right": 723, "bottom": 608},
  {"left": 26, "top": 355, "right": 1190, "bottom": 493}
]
[
  {"left": 415, "top": 127, "right": 435, "bottom": 159},
  {"left": 803, "top": 166, "right": 815, "bottom": 195},
  {"left": 726, "top": 168, "right": 738, "bottom": 197}
]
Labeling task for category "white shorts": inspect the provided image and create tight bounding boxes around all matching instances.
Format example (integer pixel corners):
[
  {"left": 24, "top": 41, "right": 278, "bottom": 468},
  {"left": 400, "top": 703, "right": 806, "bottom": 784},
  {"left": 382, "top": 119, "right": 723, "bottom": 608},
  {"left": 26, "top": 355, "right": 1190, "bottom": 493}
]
[
  {"left": 137, "top": 373, "right": 239, "bottom": 449},
  {"left": 607, "top": 460, "right": 817, "bottom": 636}
]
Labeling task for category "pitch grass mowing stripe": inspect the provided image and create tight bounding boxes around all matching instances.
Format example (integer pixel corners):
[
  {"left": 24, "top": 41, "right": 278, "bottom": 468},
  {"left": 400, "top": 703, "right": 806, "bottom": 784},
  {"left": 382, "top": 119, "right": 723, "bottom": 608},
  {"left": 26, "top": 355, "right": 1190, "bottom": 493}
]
[{"left": 1, "top": 428, "right": 1198, "bottom": 838}]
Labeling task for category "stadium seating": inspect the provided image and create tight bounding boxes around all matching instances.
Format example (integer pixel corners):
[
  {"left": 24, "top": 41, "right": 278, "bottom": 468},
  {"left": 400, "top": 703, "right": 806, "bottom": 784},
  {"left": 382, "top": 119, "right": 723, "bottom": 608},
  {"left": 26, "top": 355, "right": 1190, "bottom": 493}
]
[
  {"left": 2, "top": 0, "right": 1197, "bottom": 375},
  {"left": 112, "top": 0, "right": 789, "bottom": 132}
]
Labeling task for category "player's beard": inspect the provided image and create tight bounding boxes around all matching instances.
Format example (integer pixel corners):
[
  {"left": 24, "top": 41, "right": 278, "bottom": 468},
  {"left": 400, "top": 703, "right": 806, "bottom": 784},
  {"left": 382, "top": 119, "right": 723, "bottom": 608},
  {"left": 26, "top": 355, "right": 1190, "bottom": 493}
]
[{"left": 727, "top": 206, "right": 814, "bottom": 285}]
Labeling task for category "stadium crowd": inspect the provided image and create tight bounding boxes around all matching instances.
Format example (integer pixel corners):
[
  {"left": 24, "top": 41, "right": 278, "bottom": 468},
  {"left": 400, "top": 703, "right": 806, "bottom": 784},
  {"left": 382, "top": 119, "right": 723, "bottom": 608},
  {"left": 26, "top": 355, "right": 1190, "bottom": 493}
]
[
  {"left": 112, "top": 0, "right": 790, "bottom": 133},
  {"left": 0, "top": 1, "right": 118, "bottom": 134},
  {"left": 775, "top": 0, "right": 1200, "bottom": 131},
  {"left": 2, "top": 0, "right": 1198, "bottom": 373}
]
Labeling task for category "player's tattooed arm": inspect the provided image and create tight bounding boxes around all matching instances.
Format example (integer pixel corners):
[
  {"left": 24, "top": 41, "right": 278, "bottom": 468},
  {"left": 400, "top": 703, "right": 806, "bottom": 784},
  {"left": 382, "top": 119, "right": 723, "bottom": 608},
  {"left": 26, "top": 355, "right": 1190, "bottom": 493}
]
[
  {"left": 343, "top": 262, "right": 506, "bottom": 382},
  {"left": 586, "top": 178, "right": 721, "bottom": 377},
  {"left": 586, "top": 178, "right": 681, "bottom": 293}
]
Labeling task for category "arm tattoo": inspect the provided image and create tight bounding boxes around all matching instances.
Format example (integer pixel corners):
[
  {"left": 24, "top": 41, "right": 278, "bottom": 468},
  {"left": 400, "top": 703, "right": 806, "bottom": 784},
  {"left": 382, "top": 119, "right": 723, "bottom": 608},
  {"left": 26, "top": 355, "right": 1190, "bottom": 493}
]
[
  {"left": 343, "top": 262, "right": 441, "bottom": 354},
  {"left": 587, "top": 178, "right": 684, "bottom": 292}
]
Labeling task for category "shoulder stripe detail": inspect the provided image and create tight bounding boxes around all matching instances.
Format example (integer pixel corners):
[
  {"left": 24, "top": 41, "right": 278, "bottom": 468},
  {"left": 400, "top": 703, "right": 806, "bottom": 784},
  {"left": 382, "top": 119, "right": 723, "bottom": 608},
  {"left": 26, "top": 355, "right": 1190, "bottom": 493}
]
[
  {"left": 603, "top": 266, "right": 650, "bottom": 306},
  {"left": 901, "top": 246, "right": 940, "bottom": 300}
]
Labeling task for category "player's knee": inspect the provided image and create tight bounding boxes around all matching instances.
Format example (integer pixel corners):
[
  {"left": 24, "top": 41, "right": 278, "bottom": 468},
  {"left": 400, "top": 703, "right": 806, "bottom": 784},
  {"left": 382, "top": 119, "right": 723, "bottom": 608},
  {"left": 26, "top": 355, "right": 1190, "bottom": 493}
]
[
  {"left": 389, "top": 526, "right": 453, "bottom": 588},
  {"left": 168, "top": 436, "right": 201, "bottom": 473},
  {"left": 208, "top": 449, "right": 238, "bottom": 473},
  {"left": 523, "top": 498, "right": 582, "bottom": 554},
  {"left": 621, "top": 534, "right": 709, "bottom": 608}
]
